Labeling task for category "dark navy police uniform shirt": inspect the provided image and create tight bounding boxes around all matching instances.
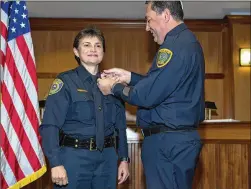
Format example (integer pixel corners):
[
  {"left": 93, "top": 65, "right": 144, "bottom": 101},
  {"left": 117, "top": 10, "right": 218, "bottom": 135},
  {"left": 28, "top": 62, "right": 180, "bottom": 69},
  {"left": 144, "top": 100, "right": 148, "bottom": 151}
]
[
  {"left": 39, "top": 65, "right": 128, "bottom": 168},
  {"left": 112, "top": 23, "right": 205, "bottom": 129}
]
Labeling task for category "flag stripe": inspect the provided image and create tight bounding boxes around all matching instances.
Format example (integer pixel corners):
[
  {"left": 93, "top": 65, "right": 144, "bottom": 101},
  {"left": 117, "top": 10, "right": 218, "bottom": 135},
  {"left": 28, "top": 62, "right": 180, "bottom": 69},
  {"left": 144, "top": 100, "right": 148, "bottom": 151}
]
[
  {"left": 1, "top": 21, "right": 7, "bottom": 41},
  {"left": 3, "top": 67, "right": 43, "bottom": 170},
  {"left": 7, "top": 41, "right": 41, "bottom": 142},
  {"left": 0, "top": 8, "right": 8, "bottom": 27},
  {"left": 1, "top": 66, "right": 40, "bottom": 170},
  {"left": 0, "top": 9, "right": 8, "bottom": 39},
  {"left": 0, "top": 170, "right": 9, "bottom": 189},
  {"left": 10, "top": 37, "right": 41, "bottom": 125},
  {"left": 23, "top": 33, "right": 36, "bottom": 67},
  {"left": 6, "top": 41, "right": 44, "bottom": 165},
  {"left": 1, "top": 35, "right": 6, "bottom": 56},
  {"left": 0, "top": 121, "right": 25, "bottom": 181},
  {"left": 0, "top": 147, "right": 17, "bottom": 187},
  {"left": 1, "top": 84, "right": 37, "bottom": 174},
  {"left": 0, "top": 52, "right": 4, "bottom": 84},
  {"left": 16, "top": 35, "right": 38, "bottom": 92}
]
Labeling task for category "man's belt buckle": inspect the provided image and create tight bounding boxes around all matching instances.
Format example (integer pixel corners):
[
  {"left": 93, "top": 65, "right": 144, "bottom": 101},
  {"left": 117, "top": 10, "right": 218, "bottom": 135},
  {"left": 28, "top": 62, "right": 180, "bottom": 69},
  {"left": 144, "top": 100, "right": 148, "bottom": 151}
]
[{"left": 89, "top": 138, "right": 97, "bottom": 151}]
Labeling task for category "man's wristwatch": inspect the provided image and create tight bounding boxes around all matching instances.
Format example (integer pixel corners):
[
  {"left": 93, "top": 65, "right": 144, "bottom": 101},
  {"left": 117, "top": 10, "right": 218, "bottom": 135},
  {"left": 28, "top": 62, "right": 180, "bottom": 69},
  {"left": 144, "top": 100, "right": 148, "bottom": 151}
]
[{"left": 120, "top": 157, "right": 130, "bottom": 163}]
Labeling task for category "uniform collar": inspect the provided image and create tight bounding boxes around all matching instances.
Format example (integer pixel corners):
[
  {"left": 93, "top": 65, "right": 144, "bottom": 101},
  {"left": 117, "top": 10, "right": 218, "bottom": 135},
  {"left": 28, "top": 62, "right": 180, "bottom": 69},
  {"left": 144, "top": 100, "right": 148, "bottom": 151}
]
[
  {"left": 164, "top": 23, "right": 187, "bottom": 39},
  {"left": 76, "top": 65, "right": 100, "bottom": 83}
]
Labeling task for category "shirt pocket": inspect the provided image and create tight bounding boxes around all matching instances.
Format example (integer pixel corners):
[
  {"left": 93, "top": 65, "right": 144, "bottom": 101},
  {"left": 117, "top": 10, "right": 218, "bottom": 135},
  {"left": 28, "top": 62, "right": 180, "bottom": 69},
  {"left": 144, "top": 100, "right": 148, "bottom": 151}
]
[
  {"left": 71, "top": 93, "right": 94, "bottom": 121},
  {"left": 104, "top": 96, "right": 117, "bottom": 125}
]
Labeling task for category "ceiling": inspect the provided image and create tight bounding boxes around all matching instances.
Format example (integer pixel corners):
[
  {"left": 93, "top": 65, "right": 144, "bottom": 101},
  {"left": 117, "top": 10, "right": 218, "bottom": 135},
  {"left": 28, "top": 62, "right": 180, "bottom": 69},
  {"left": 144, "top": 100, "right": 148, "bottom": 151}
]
[{"left": 26, "top": 1, "right": 251, "bottom": 20}]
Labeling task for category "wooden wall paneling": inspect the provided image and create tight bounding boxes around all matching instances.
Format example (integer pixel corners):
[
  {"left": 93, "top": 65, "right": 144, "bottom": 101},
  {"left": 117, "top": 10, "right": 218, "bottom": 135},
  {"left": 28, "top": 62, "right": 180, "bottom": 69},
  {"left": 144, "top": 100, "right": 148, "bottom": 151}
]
[
  {"left": 205, "top": 79, "right": 224, "bottom": 119},
  {"left": 218, "top": 144, "right": 250, "bottom": 189},
  {"left": 194, "top": 31, "right": 223, "bottom": 73},
  {"left": 222, "top": 22, "right": 235, "bottom": 119},
  {"left": 38, "top": 78, "right": 55, "bottom": 100},
  {"left": 30, "top": 18, "right": 225, "bottom": 31},
  {"left": 232, "top": 23, "right": 251, "bottom": 121},
  {"left": 100, "top": 28, "right": 151, "bottom": 74},
  {"left": 32, "top": 31, "right": 79, "bottom": 73},
  {"left": 192, "top": 144, "right": 218, "bottom": 189}
]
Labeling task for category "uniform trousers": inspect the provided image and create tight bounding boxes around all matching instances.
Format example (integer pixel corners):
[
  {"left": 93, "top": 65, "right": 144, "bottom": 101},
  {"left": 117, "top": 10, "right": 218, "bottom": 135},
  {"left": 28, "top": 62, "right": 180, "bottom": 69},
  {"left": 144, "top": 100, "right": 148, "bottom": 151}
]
[
  {"left": 141, "top": 130, "right": 202, "bottom": 189},
  {"left": 54, "top": 147, "right": 118, "bottom": 189}
]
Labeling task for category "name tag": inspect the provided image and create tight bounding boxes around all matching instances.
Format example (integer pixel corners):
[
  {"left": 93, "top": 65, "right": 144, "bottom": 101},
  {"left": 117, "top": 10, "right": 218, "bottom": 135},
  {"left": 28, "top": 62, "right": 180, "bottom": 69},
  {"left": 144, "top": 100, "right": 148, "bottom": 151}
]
[{"left": 77, "top": 89, "right": 88, "bottom": 92}]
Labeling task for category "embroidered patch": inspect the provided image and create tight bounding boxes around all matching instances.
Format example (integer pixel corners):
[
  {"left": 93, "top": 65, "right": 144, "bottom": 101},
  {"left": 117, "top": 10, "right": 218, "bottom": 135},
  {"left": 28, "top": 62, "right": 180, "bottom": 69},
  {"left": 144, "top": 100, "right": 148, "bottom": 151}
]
[
  {"left": 48, "top": 78, "right": 64, "bottom": 95},
  {"left": 77, "top": 89, "right": 88, "bottom": 92},
  {"left": 156, "top": 48, "right": 173, "bottom": 68}
]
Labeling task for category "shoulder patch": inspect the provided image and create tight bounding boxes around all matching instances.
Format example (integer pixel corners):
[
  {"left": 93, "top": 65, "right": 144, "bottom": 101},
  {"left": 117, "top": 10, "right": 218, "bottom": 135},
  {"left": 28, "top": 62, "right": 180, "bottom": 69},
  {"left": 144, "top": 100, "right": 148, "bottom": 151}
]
[
  {"left": 156, "top": 48, "right": 173, "bottom": 68},
  {"left": 48, "top": 78, "right": 64, "bottom": 95}
]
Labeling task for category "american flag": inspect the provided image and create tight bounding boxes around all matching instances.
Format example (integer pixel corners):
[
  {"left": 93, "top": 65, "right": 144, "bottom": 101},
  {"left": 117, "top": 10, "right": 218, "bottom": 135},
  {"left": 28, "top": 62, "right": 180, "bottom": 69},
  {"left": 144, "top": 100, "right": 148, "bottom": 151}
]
[{"left": 0, "top": 1, "right": 47, "bottom": 189}]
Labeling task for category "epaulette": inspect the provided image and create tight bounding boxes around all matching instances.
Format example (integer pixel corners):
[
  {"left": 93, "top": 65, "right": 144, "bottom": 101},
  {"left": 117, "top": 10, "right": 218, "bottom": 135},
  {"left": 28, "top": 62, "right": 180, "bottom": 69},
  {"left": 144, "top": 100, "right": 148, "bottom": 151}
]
[{"left": 57, "top": 67, "right": 77, "bottom": 79}]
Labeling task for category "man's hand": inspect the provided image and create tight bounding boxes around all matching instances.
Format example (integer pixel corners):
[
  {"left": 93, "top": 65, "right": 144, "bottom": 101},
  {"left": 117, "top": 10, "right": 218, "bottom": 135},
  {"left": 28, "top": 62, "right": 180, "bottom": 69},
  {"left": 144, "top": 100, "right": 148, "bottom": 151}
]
[
  {"left": 97, "top": 78, "right": 117, "bottom": 95},
  {"left": 51, "top": 165, "right": 68, "bottom": 186},
  {"left": 101, "top": 68, "right": 131, "bottom": 85},
  {"left": 118, "top": 161, "right": 130, "bottom": 184}
]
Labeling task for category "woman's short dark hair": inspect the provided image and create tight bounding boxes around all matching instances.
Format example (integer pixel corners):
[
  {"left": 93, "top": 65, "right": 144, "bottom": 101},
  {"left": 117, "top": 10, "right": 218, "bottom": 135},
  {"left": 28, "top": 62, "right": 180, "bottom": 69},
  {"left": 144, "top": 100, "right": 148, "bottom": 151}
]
[
  {"left": 145, "top": 1, "right": 184, "bottom": 21},
  {"left": 73, "top": 26, "right": 106, "bottom": 64}
]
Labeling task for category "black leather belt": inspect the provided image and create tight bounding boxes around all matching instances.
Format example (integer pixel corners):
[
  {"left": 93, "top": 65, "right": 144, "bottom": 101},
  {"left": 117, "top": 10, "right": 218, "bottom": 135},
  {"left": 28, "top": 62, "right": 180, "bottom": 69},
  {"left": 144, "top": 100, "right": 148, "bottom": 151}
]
[
  {"left": 141, "top": 125, "right": 196, "bottom": 137},
  {"left": 59, "top": 133, "right": 117, "bottom": 151}
]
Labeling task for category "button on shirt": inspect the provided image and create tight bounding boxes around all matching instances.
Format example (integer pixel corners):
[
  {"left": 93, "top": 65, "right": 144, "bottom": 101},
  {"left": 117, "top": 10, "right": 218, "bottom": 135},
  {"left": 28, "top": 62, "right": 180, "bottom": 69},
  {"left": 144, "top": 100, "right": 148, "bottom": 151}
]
[
  {"left": 39, "top": 65, "right": 128, "bottom": 167},
  {"left": 112, "top": 23, "right": 205, "bottom": 129}
]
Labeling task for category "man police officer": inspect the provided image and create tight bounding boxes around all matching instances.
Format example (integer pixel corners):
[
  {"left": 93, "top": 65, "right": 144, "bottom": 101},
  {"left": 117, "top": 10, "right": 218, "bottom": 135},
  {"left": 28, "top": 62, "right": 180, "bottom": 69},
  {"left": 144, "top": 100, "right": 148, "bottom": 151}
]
[{"left": 97, "top": 1, "right": 205, "bottom": 189}]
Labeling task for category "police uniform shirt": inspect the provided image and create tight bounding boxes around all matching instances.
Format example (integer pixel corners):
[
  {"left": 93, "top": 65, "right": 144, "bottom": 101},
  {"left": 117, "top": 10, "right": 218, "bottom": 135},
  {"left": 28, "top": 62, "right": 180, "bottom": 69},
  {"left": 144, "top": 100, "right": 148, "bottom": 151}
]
[
  {"left": 112, "top": 23, "right": 205, "bottom": 129},
  {"left": 39, "top": 65, "right": 128, "bottom": 168}
]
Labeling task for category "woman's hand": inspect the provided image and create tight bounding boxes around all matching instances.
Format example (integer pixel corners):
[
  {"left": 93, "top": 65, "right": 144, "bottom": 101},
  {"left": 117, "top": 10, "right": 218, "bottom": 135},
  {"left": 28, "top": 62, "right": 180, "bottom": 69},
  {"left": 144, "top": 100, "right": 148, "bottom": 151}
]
[
  {"left": 51, "top": 165, "right": 68, "bottom": 186},
  {"left": 117, "top": 161, "right": 130, "bottom": 184}
]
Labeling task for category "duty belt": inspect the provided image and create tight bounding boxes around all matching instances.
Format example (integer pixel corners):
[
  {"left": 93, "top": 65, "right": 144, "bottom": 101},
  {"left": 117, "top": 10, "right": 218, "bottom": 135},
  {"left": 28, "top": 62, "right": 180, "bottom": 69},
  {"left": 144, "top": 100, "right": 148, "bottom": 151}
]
[
  {"left": 141, "top": 125, "right": 197, "bottom": 137},
  {"left": 59, "top": 133, "right": 117, "bottom": 151}
]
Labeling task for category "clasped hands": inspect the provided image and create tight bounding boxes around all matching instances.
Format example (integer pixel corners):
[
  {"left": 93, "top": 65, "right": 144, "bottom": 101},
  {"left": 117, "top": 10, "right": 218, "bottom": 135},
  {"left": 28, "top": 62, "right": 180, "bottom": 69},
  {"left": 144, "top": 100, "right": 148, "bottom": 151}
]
[{"left": 97, "top": 68, "right": 131, "bottom": 95}]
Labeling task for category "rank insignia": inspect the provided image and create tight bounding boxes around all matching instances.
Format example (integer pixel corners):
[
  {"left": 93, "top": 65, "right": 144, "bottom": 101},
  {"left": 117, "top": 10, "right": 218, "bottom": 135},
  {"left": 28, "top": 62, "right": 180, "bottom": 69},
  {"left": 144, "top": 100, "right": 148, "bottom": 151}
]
[
  {"left": 48, "top": 78, "right": 64, "bottom": 95},
  {"left": 156, "top": 48, "right": 173, "bottom": 68}
]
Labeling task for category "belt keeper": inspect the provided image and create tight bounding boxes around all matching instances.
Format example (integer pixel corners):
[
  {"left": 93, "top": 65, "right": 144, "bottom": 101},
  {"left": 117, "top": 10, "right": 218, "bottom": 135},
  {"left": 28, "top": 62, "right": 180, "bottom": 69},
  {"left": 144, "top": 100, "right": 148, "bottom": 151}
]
[{"left": 59, "top": 133, "right": 66, "bottom": 147}]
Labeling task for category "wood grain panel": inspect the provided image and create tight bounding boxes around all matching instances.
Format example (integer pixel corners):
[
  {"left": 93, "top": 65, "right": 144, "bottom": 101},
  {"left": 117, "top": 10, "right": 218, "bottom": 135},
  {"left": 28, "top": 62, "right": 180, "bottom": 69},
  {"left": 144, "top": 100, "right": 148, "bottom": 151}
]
[
  {"left": 218, "top": 144, "right": 249, "bottom": 189},
  {"left": 205, "top": 79, "right": 224, "bottom": 119},
  {"left": 30, "top": 18, "right": 225, "bottom": 32},
  {"left": 232, "top": 23, "right": 251, "bottom": 121},
  {"left": 194, "top": 31, "right": 223, "bottom": 73},
  {"left": 100, "top": 28, "right": 151, "bottom": 74},
  {"left": 32, "top": 31, "right": 78, "bottom": 73},
  {"left": 193, "top": 144, "right": 217, "bottom": 189},
  {"left": 38, "top": 78, "right": 55, "bottom": 100},
  {"left": 222, "top": 24, "right": 235, "bottom": 119}
]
